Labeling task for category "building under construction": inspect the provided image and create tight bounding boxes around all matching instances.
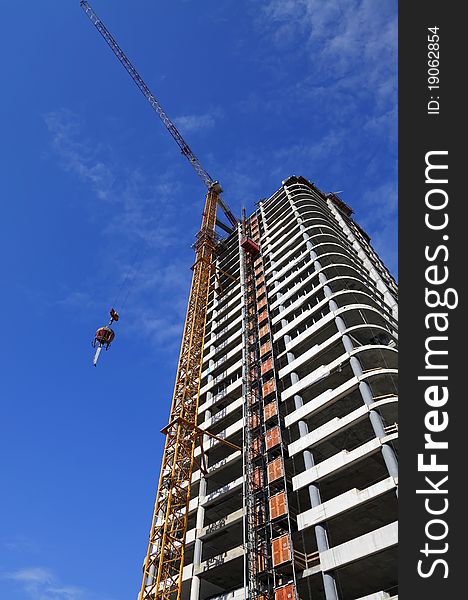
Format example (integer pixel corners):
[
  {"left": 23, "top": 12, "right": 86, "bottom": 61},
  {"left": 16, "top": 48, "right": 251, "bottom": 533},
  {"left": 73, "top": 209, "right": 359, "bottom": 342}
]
[
  {"left": 79, "top": 5, "right": 398, "bottom": 599},
  {"left": 148, "top": 176, "right": 398, "bottom": 600}
]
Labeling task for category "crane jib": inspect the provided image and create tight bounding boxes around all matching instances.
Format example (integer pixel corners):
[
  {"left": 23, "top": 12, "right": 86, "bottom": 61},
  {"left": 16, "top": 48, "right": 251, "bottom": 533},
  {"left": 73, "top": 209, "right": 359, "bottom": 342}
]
[{"left": 80, "top": 0, "right": 237, "bottom": 226}]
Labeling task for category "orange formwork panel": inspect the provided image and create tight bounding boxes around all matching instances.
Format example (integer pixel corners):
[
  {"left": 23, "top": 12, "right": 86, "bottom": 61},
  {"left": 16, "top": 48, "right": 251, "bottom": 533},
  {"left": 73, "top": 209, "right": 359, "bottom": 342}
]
[
  {"left": 259, "top": 323, "right": 270, "bottom": 338},
  {"left": 261, "top": 357, "right": 273, "bottom": 375},
  {"left": 258, "top": 309, "right": 268, "bottom": 323},
  {"left": 272, "top": 534, "right": 292, "bottom": 566},
  {"left": 256, "top": 274, "right": 265, "bottom": 286},
  {"left": 262, "top": 379, "right": 276, "bottom": 397},
  {"left": 270, "top": 491, "right": 287, "bottom": 519},
  {"left": 267, "top": 457, "right": 284, "bottom": 483},
  {"left": 265, "top": 426, "right": 281, "bottom": 450},
  {"left": 260, "top": 340, "right": 271, "bottom": 356},
  {"left": 275, "top": 584, "right": 296, "bottom": 600},
  {"left": 257, "top": 297, "right": 267, "bottom": 310},
  {"left": 264, "top": 401, "right": 278, "bottom": 421},
  {"left": 256, "top": 285, "right": 266, "bottom": 299}
]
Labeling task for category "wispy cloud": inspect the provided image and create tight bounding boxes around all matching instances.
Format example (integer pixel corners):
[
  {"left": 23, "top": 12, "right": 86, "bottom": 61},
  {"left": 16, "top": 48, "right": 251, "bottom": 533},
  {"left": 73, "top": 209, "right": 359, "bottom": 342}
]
[
  {"left": 0, "top": 566, "right": 107, "bottom": 600},
  {"left": 44, "top": 110, "right": 114, "bottom": 201},
  {"left": 252, "top": 0, "right": 397, "bottom": 146},
  {"left": 4, "top": 567, "right": 53, "bottom": 584},
  {"left": 173, "top": 112, "right": 217, "bottom": 133},
  {"left": 1, "top": 536, "right": 40, "bottom": 554},
  {"left": 115, "top": 256, "right": 191, "bottom": 353},
  {"left": 230, "top": 0, "right": 398, "bottom": 272},
  {"left": 44, "top": 109, "right": 180, "bottom": 246},
  {"left": 258, "top": 0, "right": 397, "bottom": 92}
]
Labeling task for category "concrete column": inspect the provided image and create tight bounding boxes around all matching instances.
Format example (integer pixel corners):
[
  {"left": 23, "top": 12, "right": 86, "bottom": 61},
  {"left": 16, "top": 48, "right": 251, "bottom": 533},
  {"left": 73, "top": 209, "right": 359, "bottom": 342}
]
[
  {"left": 333, "top": 301, "right": 398, "bottom": 480},
  {"left": 306, "top": 241, "right": 317, "bottom": 261},
  {"left": 190, "top": 407, "right": 213, "bottom": 600},
  {"left": 211, "top": 307, "right": 218, "bottom": 347},
  {"left": 349, "top": 355, "right": 399, "bottom": 479},
  {"left": 190, "top": 476, "right": 207, "bottom": 600},
  {"left": 319, "top": 269, "right": 398, "bottom": 486}
]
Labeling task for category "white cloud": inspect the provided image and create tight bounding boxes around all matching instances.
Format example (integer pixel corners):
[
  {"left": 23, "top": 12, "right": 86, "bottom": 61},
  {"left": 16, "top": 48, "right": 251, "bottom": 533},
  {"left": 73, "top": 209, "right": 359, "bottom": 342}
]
[
  {"left": 0, "top": 566, "right": 106, "bottom": 600},
  {"left": 259, "top": 0, "right": 397, "bottom": 77},
  {"left": 252, "top": 0, "right": 397, "bottom": 142},
  {"left": 252, "top": 1, "right": 396, "bottom": 103},
  {"left": 173, "top": 112, "right": 217, "bottom": 133},
  {"left": 44, "top": 108, "right": 180, "bottom": 244},
  {"left": 114, "top": 256, "right": 191, "bottom": 353},
  {"left": 44, "top": 110, "right": 114, "bottom": 201},
  {"left": 4, "top": 567, "right": 53, "bottom": 584}
]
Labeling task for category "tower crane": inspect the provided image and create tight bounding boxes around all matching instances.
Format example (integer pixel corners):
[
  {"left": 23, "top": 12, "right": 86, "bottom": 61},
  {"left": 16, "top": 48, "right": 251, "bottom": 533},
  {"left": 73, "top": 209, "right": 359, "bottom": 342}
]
[{"left": 80, "top": 2, "right": 238, "bottom": 598}]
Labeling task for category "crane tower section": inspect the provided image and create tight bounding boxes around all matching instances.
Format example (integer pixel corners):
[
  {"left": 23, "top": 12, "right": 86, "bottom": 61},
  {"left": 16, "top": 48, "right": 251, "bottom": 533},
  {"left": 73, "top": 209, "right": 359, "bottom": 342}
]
[{"left": 140, "top": 186, "right": 219, "bottom": 599}]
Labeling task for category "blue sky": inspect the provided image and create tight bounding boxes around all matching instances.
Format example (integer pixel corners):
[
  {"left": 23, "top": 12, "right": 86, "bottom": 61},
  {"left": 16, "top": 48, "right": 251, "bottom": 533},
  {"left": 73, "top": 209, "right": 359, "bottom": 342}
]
[{"left": 0, "top": 1, "right": 397, "bottom": 598}]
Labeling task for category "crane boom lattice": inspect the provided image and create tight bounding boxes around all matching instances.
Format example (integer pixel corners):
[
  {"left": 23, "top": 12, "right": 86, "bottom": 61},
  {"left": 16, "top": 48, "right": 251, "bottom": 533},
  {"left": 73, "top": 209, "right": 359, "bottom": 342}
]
[{"left": 80, "top": 0, "right": 214, "bottom": 190}]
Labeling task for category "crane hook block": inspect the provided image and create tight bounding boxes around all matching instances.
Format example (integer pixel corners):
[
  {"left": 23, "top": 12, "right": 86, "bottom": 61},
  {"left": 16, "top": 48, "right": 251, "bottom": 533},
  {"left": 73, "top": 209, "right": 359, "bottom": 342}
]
[
  {"left": 92, "top": 308, "right": 119, "bottom": 366},
  {"left": 93, "top": 326, "right": 115, "bottom": 349}
]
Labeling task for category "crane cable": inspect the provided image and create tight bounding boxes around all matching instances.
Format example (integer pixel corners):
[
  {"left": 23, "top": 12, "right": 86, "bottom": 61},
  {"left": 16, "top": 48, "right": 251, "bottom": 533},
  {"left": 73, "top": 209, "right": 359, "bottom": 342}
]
[{"left": 111, "top": 213, "right": 171, "bottom": 317}]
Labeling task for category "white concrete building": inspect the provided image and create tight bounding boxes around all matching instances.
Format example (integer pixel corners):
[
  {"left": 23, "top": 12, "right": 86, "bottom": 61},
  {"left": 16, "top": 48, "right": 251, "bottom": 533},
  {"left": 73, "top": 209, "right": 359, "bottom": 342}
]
[{"left": 180, "top": 176, "right": 398, "bottom": 600}]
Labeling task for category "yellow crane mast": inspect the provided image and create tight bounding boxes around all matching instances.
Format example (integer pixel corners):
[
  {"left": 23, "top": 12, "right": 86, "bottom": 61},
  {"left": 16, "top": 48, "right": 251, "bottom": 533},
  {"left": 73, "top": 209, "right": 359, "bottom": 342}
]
[
  {"left": 80, "top": 3, "right": 238, "bottom": 598},
  {"left": 141, "top": 185, "right": 219, "bottom": 599}
]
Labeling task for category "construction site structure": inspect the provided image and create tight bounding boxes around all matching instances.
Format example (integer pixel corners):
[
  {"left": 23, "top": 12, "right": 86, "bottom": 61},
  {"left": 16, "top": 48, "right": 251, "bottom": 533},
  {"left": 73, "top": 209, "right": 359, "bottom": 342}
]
[
  {"left": 175, "top": 176, "right": 398, "bottom": 600},
  {"left": 80, "top": 4, "right": 398, "bottom": 599}
]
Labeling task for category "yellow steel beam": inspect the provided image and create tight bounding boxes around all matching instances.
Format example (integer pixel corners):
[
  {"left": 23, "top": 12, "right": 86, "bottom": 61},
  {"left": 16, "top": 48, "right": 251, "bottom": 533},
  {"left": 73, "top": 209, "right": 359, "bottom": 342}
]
[
  {"left": 139, "top": 188, "right": 221, "bottom": 600},
  {"left": 161, "top": 417, "right": 241, "bottom": 453}
]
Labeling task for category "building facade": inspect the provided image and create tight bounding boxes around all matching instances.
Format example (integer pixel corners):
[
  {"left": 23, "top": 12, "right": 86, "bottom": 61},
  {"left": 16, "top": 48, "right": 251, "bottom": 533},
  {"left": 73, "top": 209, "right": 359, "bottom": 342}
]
[{"left": 179, "top": 176, "right": 398, "bottom": 600}]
